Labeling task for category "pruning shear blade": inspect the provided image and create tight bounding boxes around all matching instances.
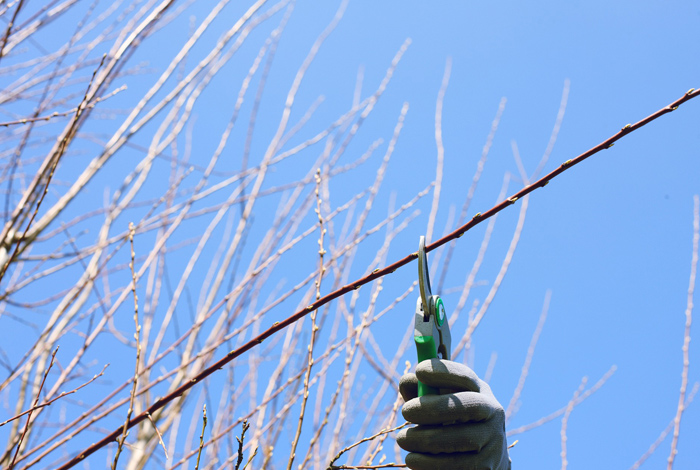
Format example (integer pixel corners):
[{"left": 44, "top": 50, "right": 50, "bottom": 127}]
[{"left": 414, "top": 236, "right": 452, "bottom": 396}]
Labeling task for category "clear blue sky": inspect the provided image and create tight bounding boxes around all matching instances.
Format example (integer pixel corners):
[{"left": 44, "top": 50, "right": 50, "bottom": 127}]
[{"left": 1, "top": 0, "right": 699, "bottom": 468}]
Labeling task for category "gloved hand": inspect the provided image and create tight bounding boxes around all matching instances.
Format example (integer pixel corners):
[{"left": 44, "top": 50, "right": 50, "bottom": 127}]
[{"left": 397, "top": 358, "right": 511, "bottom": 470}]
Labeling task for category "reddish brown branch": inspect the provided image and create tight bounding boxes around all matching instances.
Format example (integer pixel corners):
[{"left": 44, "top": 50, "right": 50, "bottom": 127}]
[{"left": 54, "top": 87, "right": 700, "bottom": 470}]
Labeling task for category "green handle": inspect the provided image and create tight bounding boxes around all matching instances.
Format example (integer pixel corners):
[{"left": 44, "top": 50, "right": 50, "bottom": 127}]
[{"left": 414, "top": 335, "right": 439, "bottom": 396}]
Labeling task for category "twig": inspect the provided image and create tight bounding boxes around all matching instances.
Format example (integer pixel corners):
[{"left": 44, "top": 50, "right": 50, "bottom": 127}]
[
  {"left": 561, "top": 377, "right": 587, "bottom": 470},
  {"left": 437, "top": 97, "right": 506, "bottom": 292},
  {"left": 53, "top": 87, "right": 700, "bottom": 470},
  {"left": 262, "top": 446, "right": 274, "bottom": 469},
  {"left": 532, "top": 79, "right": 570, "bottom": 179},
  {"left": 111, "top": 222, "right": 141, "bottom": 470},
  {"left": 454, "top": 180, "right": 529, "bottom": 358},
  {"left": 235, "top": 420, "right": 250, "bottom": 470},
  {"left": 364, "top": 364, "right": 410, "bottom": 465},
  {"left": 327, "top": 423, "right": 409, "bottom": 469},
  {"left": 146, "top": 412, "right": 168, "bottom": 460},
  {"left": 667, "top": 194, "right": 699, "bottom": 470},
  {"left": 0, "top": 85, "right": 127, "bottom": 127},
  {"left": 0, "top": 364, "right": 107, "bottom": 427},
  {"left": 242, "top": 446, "right": 258, "bottom": 470},
  {"left": 630, "top": 382, "right": 699, "bottom": 470},
  {"left": 194, "top": 405, "right": 207, "bottom": 470},
  {"left": 8, "top": 347, "right": 57, "bottom": 469},
  {"left": 484, "top": 351, "right": 498, "bottom": 383},
  {"left": 508, "top": 365, "right": 616, "bottom": 436},
  {"left": 287, "top": 169, "right": 326, "bottom": 470},
  {"left": 425, "top": 56, "right": 450, "bottom": 242},
  {"left": 506, "top": 290, "right": 551, "bottom": 422},
  {"left": 314, "top": 170, "right": 327, "bottom": 303},
  {"left": 0, "top": 0, "right": 26, "bottom": 62},
  {"left": 448, "top": 175, "right": 510, "bottom": 332}
]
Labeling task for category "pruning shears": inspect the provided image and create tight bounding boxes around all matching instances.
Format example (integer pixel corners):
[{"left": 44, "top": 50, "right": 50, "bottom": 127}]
[{"left": 413, "top": 236, "right": 452, "bottom": 396}]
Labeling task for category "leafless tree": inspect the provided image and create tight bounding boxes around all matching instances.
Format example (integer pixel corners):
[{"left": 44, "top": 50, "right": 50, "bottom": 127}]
[{"left": 0, "top": 1, "right": 697, "bottom": 470}]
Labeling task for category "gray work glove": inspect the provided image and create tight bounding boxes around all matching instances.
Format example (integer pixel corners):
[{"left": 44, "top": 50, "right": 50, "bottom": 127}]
[{"left": 397, "top": 359, "right": 511, "bottom": 470}]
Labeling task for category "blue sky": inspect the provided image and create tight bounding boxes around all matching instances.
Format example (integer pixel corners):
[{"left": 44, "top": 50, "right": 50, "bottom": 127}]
[{"left": 1, "top": 0, "right": 699, "bottom": 468}]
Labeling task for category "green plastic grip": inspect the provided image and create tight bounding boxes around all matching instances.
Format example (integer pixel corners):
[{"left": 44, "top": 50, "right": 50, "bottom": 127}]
[{"left": 414, "top": 335, "right": 439, "bottom": 396}]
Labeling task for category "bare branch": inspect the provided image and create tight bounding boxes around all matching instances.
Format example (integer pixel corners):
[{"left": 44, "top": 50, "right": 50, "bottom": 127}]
[
  {"left": 667, "top": 195, "right": 699, "bottom": 470},
  {"left": 7, "top": 347, "right": 57, "bottom": 469},
  {"left": 111, "top": 222, "right": 141, "bottom": 469},
  {"left": 560, "top": 377, "right": 587, "bottom": 470},
  {"left": 194, "top": 405, "right": 207, "bottom": 470}
]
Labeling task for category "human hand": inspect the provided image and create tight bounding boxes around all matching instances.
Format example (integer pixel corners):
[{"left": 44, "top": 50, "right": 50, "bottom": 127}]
[{"left": 397, "top": 358, "right": 511, "bottom": 470}]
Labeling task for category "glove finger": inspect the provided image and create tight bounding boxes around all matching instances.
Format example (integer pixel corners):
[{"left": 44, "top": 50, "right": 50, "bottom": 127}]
[
  {"left": 405, "top": 444, "right": 509, "bottom": 470},
  {"left": 415, "top": 359, "right": 481, "bottom": 392},
  {"left": 400, "top": 373, "right": 419, "bottom": 402},
  {"left": 402, "top": 391, "right": 501, "bottom": 425},
  {"left": 396, "top": 419, "right": 502, "bottom": 454}
]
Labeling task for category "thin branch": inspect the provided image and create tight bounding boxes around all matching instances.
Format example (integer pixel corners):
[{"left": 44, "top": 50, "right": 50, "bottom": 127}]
[
  {"left": 630, "top": 382, "right": 699, "bottom": 470},
  {"left": 111, "top": 222, "right": 141, "bottom": 470},
  {"left": 0, "top": 85, "right": 126, "bottom": 127},
  {"left": 146, "top": 412, "right": 168, "bottom": 460},
  {"left": 508, "top": 366, "right": 616, "bottom": 436},
  {"left": 437, "top": 97, "right": 506, "bottom": 292},
  {"left": 425, "top": 56, "right": 450, "bottom": 242},
  {"left": 0, "top": 364, "right": 107, "bottom": 427},
  {"left": 0, "top": 0, "right": 26, "bottom": 62},
  {"left": 8, "top": 347, "right": 57, "bottom": 469},
  {"left": 484, "top": 351, "right": 498, "bottom": 383},
  {"left": 458, "top": 190, "right": 529, "bottom": 354},
  {"left": 667, "top": 194, "right": 699, "bottom": 470},
  {"left": 287, "top": 168, "right": 326, "bottom": 470},
  {"left": 194, "top": 405, "right": 207, "bottom": 470},
  {"left": 364, "top": 366, "right": 408, "bottom": 466},
  {"left": 561, "top": 377, "right": 587, "bottom": 470},
  {"left": 234, "top": 420, "right": 250, "bottom": 470},
  {"left": 506, "top": 290, "right": 551, "bottom": 422},
  {"left": 532, "top": 78, "right": 570, "bottom": 179},
  {"left": 241, "top": 446, "right": 257, "bottom": 470},
  {"left": 327, "top": 423, "right": 409, "bottom": 469}
]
